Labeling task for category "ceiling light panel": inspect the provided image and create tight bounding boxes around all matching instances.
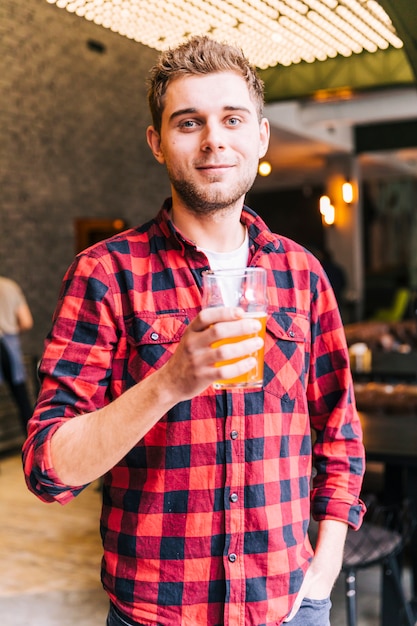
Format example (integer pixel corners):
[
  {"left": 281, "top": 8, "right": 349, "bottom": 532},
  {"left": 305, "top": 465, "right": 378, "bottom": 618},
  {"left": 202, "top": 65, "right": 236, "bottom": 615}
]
[{"left": 46, "top": 0, "right": 403, "bottom": 69}]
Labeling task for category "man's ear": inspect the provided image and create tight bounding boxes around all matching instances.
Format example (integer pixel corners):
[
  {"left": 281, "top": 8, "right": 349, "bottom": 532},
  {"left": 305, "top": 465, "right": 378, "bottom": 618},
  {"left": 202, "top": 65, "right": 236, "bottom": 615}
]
[
  {"left": 146, "top": 126, "right": 165, "bottom": 164},
  {"left": 258, "top": 117, "right": 270, "bottom": 159}
]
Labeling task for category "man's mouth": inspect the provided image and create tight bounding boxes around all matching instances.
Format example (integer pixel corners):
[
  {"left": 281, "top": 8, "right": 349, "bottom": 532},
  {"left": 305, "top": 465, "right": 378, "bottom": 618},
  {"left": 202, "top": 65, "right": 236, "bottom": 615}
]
[{"left": 196, "top": 163, "right": 233, "bottom": 171}]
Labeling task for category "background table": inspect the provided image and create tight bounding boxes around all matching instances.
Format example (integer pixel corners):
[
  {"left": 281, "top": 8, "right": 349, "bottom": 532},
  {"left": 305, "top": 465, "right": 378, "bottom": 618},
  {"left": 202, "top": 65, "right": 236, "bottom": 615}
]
[
  {"left": 359, "top": 411, "right": 417, "bottom": 625},
  {"left": 360, "top": 411, "right": 417, "bottom": 465}
]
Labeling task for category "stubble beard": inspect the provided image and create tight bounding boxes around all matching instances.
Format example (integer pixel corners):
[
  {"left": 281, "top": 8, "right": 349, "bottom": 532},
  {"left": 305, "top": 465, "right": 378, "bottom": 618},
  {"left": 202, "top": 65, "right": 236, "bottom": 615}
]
[{"left": 168, "top": 168, "right": 258, "bottom": 216}]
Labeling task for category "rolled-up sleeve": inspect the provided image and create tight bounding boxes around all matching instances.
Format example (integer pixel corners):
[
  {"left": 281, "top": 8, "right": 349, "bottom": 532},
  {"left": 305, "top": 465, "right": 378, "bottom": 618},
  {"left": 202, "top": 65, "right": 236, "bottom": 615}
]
[
  {"left": 22, "top": 252, "right": 119, "bottom": 503},
  {"left": 307, "top": 268, "right": 366, "bottom": 529}
]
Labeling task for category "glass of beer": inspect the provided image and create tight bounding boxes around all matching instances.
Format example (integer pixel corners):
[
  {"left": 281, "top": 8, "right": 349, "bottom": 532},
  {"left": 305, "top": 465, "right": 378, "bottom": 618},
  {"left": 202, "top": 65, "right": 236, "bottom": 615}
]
[{"left": 202, "top": 267, "right": 268, "bottom": 390}]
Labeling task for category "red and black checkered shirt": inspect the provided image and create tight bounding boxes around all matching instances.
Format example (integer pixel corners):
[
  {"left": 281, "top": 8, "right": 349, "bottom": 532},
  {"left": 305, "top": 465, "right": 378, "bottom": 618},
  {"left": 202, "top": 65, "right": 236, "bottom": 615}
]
[{"left": 23, "top": 201, "right": 365, "bottom": 626}]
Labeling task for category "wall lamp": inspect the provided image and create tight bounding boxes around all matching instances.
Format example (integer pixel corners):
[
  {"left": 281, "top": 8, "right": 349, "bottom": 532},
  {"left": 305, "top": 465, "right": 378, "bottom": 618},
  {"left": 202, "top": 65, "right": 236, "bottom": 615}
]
[
  {"left": 342, "top": 180, "right": 354, "bottom": 204},
  {"left": 320, "top": 195, "right": 335, "bottom": 226}
]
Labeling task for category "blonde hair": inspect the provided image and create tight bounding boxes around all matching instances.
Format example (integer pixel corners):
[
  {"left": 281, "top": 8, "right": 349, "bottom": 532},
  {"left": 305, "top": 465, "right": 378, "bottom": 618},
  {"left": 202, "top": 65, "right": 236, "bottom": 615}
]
[{"left": 147, "top": 36, "right": 265, "bottom": 133}]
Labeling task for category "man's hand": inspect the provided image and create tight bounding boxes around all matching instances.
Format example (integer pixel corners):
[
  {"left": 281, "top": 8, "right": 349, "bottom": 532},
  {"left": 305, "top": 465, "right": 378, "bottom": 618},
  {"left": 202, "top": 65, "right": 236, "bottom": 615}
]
[
  {"left": 161, "top": 307, "right": 264, "bottom": 401},
  {"left": 283, "top": 519, "right": 348, "bottom": 622}
]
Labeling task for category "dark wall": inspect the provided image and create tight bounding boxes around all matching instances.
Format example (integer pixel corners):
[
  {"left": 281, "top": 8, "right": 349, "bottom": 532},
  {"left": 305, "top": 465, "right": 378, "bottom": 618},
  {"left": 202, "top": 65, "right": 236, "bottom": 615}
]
[{"left": 2, "top": 0, "right": 171, "bottom": 357}]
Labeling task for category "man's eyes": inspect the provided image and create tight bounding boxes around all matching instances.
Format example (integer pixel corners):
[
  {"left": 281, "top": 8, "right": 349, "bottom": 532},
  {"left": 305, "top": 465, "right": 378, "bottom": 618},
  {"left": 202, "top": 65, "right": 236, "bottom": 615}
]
[{"left": 178, "top": 117, "right": 242, "bottom": 129}]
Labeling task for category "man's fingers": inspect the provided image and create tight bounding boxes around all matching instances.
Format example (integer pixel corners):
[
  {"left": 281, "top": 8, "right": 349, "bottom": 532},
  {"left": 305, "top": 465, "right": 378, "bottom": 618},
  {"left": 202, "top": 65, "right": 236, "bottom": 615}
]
[
  {"left": 192, "top": 307, "right": 262, "bottom": 337},
  {"left": 192, "top": 307, "right": 244, "bottom": 332},
  {"left": 213, "top": 355, "right": 258, "bottom": 382},
  {"left": 210, "top": 335, "right": 264, "bottom": 365}
]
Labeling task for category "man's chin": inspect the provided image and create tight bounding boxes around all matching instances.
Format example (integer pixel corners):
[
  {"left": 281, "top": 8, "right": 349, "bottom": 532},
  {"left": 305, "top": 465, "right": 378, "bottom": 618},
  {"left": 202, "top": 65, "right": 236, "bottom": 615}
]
[
  {"left": 171, "top": 177, "right": 254, "bottom": 214},
  {"left": 185, "top": 198, "right": 242, "bottom": 215}
]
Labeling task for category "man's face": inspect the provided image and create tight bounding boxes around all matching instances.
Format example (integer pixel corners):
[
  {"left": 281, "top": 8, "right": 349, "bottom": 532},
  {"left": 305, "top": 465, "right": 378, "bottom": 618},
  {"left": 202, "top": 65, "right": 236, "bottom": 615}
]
[{"left": 147, "top": 71, "right": 270, "bottom": 215}]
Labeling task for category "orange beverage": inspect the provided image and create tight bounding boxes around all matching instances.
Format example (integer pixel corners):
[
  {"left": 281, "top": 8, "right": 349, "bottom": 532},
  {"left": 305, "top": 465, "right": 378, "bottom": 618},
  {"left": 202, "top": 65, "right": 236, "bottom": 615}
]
[{"left": 212, "top": 313, "right": 267, "bottom": 389}]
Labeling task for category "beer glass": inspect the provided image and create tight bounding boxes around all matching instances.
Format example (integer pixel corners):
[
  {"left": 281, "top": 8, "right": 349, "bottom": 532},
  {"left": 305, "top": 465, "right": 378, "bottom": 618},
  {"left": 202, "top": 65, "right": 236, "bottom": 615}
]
[{"left": 202, "top": 267, "right": 268, "bottom": 389}]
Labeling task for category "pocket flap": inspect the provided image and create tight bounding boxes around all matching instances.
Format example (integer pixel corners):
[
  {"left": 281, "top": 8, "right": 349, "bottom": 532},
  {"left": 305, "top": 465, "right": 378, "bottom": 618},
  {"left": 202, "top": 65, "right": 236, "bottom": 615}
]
[
  {"left": 127, "top": 313, "right": 189, "bottom": 345},
  {"left": 267, "top": 311, "right": 309, "bottom": 343}
]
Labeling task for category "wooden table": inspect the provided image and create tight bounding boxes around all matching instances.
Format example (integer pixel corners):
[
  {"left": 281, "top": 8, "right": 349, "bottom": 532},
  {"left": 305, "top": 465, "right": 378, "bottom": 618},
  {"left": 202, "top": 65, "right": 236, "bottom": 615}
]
[
  {"left": 359, "top": 411, "right": 417, "bottom": 625},
  {"left": 360, "top": 411, "right": 417, "bottom": 465}
]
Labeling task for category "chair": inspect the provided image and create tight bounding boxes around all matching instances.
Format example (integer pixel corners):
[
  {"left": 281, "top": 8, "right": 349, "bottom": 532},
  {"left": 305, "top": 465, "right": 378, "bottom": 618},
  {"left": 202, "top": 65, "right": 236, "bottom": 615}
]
[
  {"left": 342, "top": 498, "right": 416, "bottom": 626},
  {"left": 371, "top": 288, "right": 411, "bottom": 322}
]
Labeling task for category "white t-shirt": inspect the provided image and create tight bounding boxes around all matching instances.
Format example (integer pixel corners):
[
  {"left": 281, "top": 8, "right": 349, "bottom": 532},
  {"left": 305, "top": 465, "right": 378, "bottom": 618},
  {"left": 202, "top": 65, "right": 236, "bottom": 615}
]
[
  {"left": 198, "top": 228, "right": 249, "bottom": 272},
  {"left": 198, "top": 229, "right": 250, "bottom": 306}
]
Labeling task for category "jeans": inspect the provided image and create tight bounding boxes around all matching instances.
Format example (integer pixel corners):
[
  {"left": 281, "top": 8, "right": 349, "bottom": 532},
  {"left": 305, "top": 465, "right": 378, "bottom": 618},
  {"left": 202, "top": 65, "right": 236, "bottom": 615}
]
[
  {"left": 285, "top": 597, "right": 332, "bottom": 626},
  {"left": 0, "top": 335, "right": 33, "bottom": 431},
  {"left": 107, "top": 597, "right": 331, "bottom": 626}
]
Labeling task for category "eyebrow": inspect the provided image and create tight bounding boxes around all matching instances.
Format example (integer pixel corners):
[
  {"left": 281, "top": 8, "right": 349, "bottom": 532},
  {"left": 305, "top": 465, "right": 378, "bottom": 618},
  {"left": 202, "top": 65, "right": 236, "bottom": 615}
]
[{"left": 168, "top": 105, "right": 252, "bottom": 123}]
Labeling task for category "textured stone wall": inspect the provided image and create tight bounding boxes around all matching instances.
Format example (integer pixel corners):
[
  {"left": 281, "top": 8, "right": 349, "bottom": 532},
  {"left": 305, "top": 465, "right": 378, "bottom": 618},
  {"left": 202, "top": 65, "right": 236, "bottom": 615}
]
[{"left": 1, "top": 0, "right": 171, "bottom": 357}]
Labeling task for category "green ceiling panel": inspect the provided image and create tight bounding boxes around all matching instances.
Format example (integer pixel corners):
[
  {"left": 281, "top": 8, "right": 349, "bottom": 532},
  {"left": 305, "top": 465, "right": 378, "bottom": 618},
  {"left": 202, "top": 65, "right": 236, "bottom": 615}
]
[
  {"left": 378, "top": 0, "right": 417, "bottom": 79},
  {"left": 260, "top": 48, "right": 414, "bottom": 103}
]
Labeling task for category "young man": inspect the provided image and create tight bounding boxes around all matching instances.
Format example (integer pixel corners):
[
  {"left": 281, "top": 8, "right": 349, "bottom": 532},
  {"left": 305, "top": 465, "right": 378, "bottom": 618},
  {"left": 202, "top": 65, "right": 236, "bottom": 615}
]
[{"left": 23, "top": 36, "right": 365, "bottom": 626}]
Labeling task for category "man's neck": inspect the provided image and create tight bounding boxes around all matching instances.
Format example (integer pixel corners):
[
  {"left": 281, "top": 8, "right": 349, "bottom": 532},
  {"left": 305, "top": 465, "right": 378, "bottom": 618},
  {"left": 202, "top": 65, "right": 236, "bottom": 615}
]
[{"left": 170, "top": 203, "right": 247, "bottom": 253}]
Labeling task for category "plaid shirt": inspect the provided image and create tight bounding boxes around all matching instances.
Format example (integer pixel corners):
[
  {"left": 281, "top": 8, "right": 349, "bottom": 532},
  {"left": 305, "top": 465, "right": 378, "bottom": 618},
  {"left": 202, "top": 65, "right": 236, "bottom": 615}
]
[{"left": 23, "top": 201, "right": 365, "bottom": 626}]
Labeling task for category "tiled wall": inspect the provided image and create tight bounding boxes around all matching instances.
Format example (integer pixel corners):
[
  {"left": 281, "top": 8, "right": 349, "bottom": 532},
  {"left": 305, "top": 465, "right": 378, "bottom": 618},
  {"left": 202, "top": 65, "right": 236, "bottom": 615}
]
[{"left": 1, "top": 0, "right": 171, "bottom": 357}]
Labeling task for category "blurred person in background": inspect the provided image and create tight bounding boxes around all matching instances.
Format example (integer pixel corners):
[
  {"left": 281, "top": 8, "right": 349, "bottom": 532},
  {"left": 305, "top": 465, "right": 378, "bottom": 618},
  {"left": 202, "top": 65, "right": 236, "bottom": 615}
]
[
  {"left": 320, "top": 248, "right": 347, "bottom": 309},
  {"left": 0, "top": 275, "right": 34, "bottom": 432}
]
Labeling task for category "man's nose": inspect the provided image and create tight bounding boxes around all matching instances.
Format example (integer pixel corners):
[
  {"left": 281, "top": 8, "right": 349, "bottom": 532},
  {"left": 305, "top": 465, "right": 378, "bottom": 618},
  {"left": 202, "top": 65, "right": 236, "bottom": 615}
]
[{"left": 200, "top": 123, "right": 225, "bottom": 151}]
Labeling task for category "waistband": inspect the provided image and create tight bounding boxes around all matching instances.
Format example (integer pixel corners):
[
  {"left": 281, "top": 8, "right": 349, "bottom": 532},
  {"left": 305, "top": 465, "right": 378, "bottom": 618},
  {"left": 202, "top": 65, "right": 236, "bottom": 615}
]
[{"left": 109, "top": 603, "right": 148, "bottom": 626}]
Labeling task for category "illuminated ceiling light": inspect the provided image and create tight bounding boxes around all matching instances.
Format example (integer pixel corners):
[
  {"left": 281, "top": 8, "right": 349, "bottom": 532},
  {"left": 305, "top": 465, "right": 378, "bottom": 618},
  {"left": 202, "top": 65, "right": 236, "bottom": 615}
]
[
  {"left": 45, "top": 0, "right": 403, "bottom": 70},
  {"left": 258, "top": 161, "right": 272, "bottom": 176}
]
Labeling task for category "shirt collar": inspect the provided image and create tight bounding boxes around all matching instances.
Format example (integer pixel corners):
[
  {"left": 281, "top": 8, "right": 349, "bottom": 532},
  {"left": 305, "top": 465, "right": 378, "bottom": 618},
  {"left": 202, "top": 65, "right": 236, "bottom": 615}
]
[{"left": 156, "top": 197, "right": 281, "bottom": 256}]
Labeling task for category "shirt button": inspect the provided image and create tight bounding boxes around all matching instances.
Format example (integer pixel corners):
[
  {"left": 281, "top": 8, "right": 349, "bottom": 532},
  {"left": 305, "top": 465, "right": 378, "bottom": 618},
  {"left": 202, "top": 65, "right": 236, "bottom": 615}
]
[
  {"left": 228, "top": 553, "right": 237, "bottom": 563},
  {"left": 150, "top": 332, "right": 159, "bottom": 341},
  {"left": 230, "top": 430, "right": 238, "bottom": 440},
  {"left": 289, "top": 330, "right": 295, "bottom": 338},
  {"left": 230, "top": 493, "right": 238, "bottom": 503}
]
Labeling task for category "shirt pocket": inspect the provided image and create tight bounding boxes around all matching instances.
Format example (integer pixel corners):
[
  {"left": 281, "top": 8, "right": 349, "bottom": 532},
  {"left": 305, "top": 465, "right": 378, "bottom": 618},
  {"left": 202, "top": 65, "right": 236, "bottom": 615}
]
[
  {"left": 125, "top": 312, "right": 189, "bottom": 383},
  {"left": 264, "top": 310, "right": 310, "bottom": 401}
]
